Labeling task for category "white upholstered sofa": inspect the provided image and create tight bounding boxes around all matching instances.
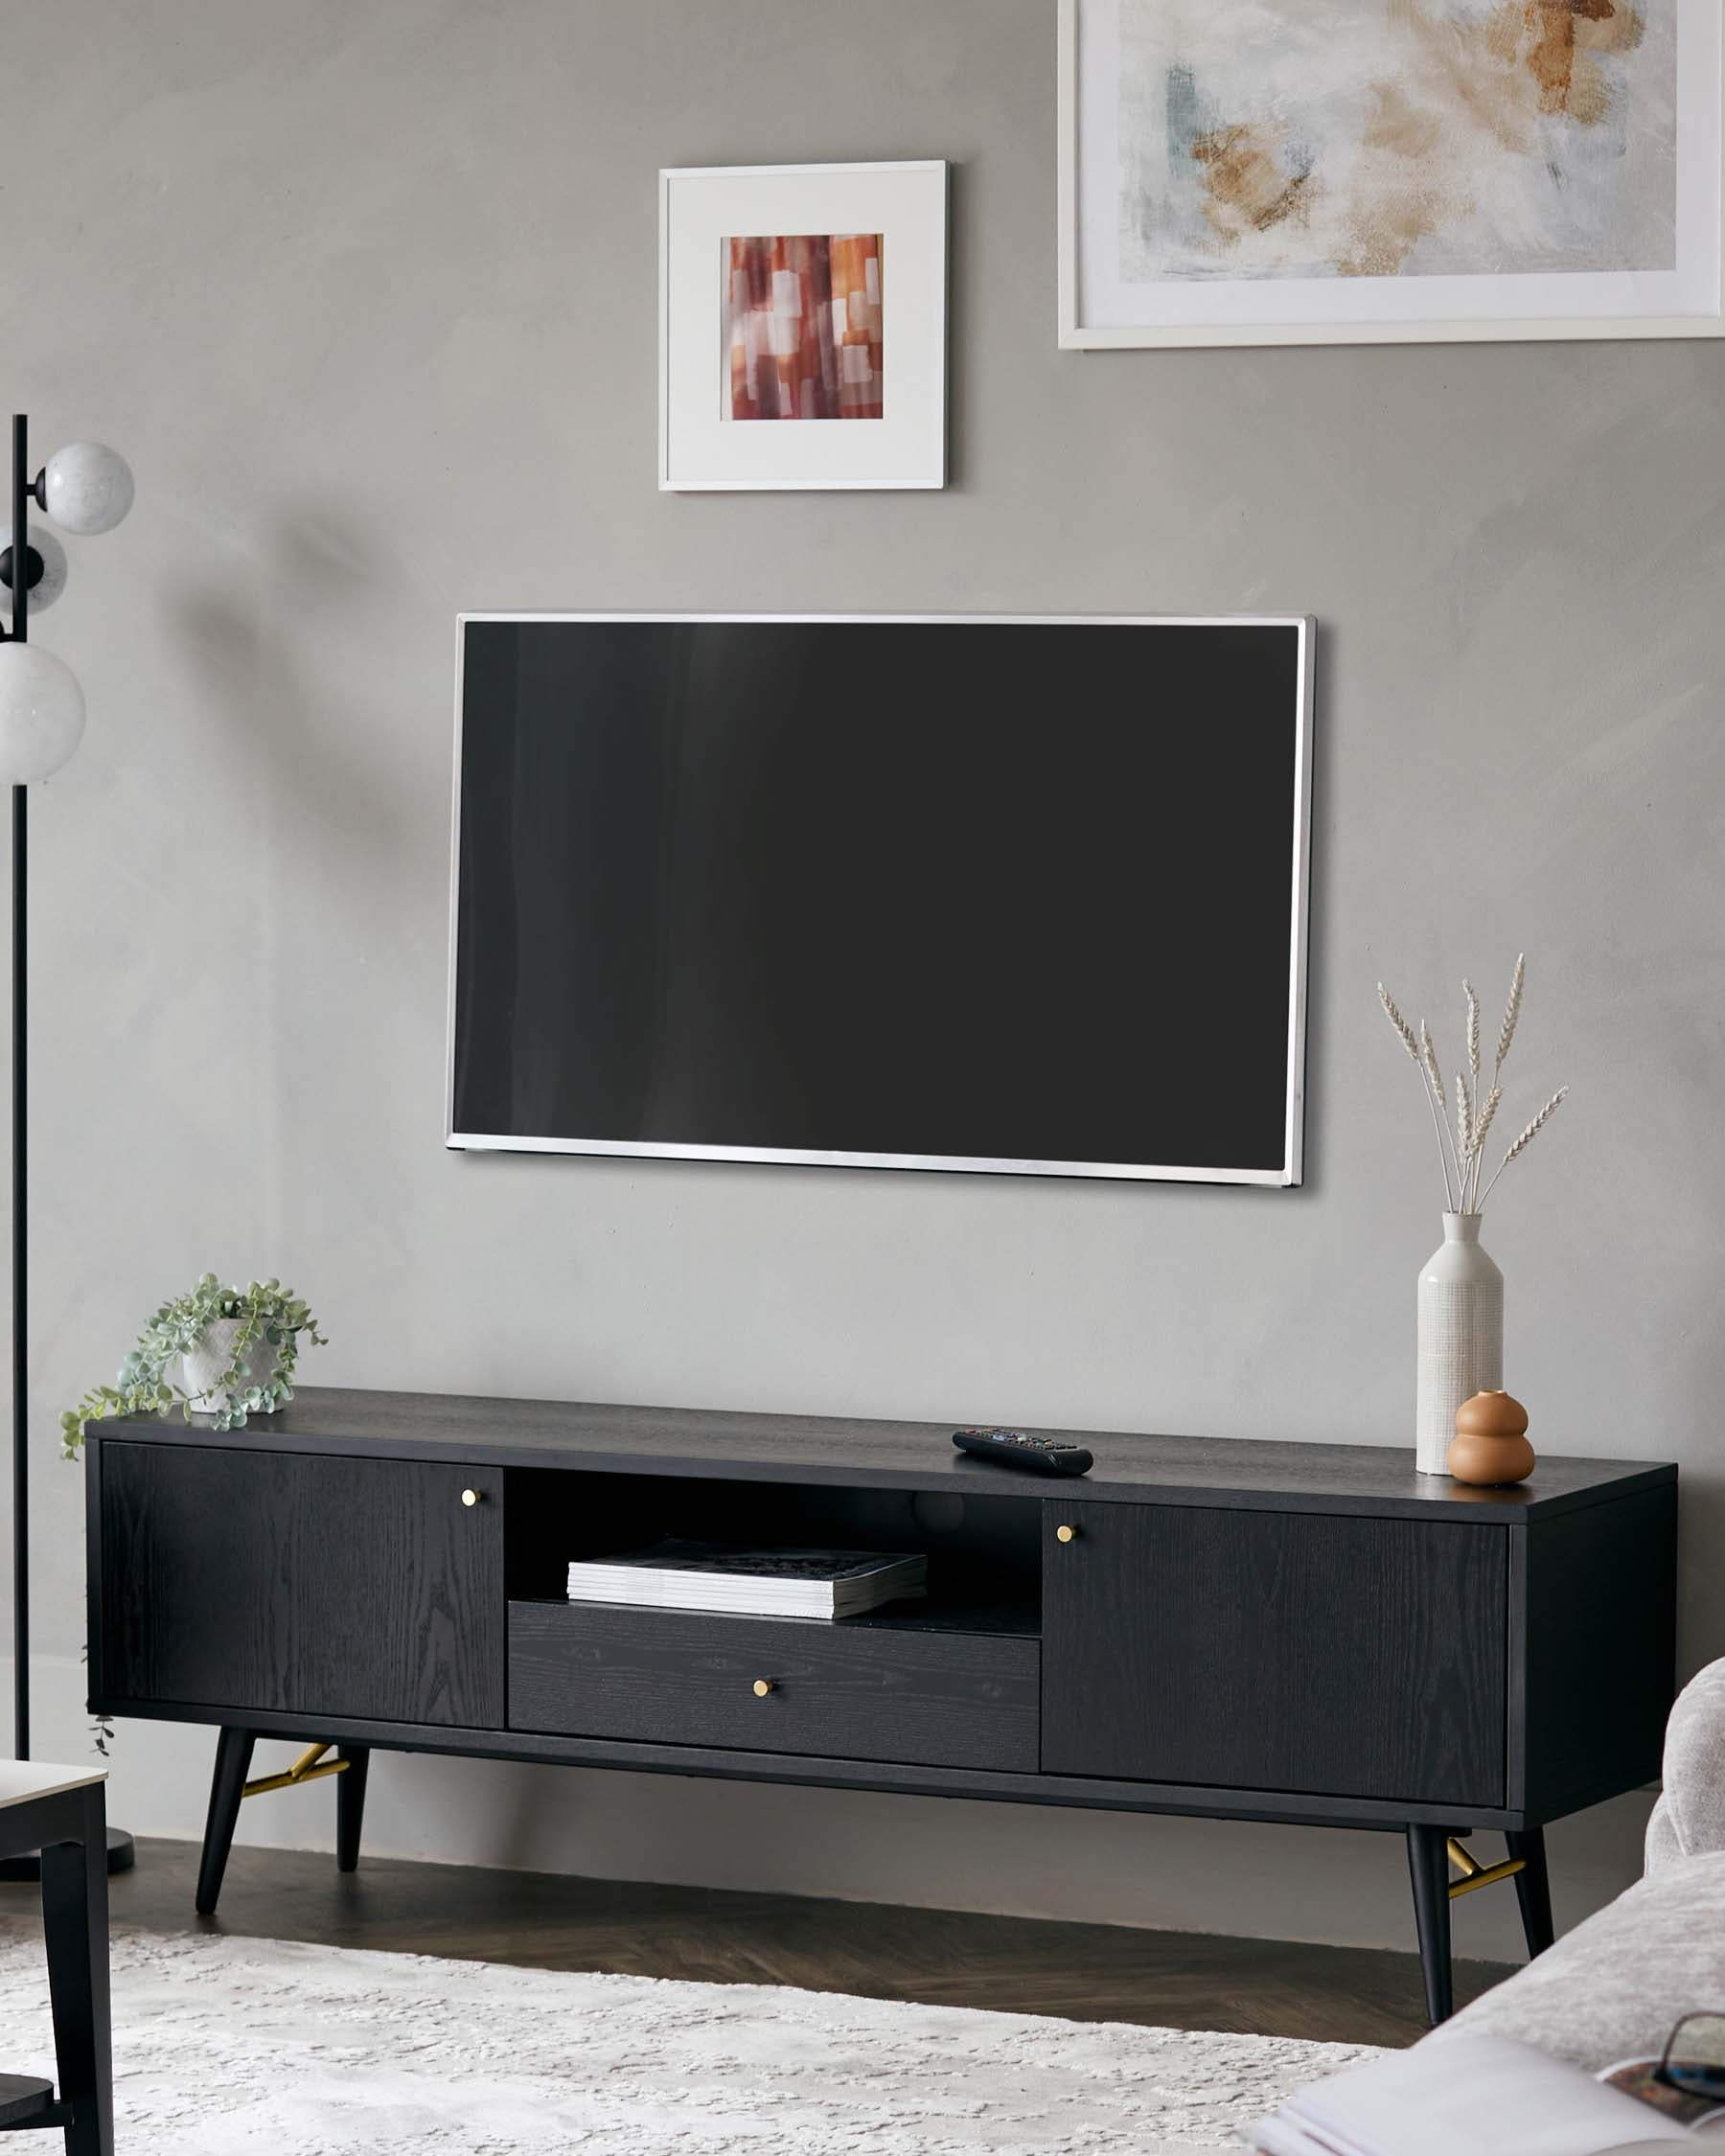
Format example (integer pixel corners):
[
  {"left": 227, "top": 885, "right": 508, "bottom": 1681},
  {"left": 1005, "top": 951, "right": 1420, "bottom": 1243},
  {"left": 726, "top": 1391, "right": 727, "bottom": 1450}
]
[{"left": 1424, "top": 1656, "right": 1725, "bottom": 2067}]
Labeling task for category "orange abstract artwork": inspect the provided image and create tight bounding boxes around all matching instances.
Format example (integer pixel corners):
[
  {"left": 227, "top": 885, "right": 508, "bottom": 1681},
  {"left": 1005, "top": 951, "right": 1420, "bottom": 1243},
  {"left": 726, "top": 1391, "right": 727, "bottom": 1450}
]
[{"left": 724, "top": 235, "right": 884, "bottom": 421}]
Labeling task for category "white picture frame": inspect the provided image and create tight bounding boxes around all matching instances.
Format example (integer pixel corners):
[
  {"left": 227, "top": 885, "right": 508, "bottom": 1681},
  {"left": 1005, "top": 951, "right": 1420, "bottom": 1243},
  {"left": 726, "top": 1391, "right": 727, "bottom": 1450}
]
[
  {"left": 660, "top": 160, "right": 948, "bottom": 490},
  {"left": 1059, "top": 0, "right": 1725, "bottom": 349}
]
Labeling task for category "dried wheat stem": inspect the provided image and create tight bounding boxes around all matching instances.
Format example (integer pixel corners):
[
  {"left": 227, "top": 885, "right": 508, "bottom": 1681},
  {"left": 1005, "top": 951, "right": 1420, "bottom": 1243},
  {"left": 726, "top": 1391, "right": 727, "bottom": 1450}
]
[
  {"left": 1501, "top": 1087, "right": 1568, "bottom": 1166},
  {"left": 1464, "top": 980, "right": 1481, "bottom": 1083},
  {"left": 1379, "top": 985, "right": 1457, "bottom": 1206},
  {"left": 1421, "top": 1024, "right": 1468, "bottom": 1200},
  {"left": 1469, "top": 1085, "right": 1503, "bottom": 1209},
  {"left": 1419, "top": 1021, "right": 1446, "bottom": 1112},
  {"left": 1378, "top": 985, "right": 1420, "bottom": 1064},
  {"left": 1479, "top": 1087, "right": 1569, "bottom": 1205},
  {"left": 1424, "top": 1079, "right": 1459, "bottom": 1209},
  {"left": 1423, "top": 1024, "right": 1467, "bottom": 1196},
  {"left": 1494, "top": 954, "right": 1525, "bottom": 1077}
]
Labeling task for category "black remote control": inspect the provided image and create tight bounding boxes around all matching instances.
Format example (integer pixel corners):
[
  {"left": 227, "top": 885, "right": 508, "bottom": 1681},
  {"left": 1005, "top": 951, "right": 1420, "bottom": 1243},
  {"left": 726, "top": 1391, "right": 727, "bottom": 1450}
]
[{"left": 952, "top": 1428, "right": 1093, "bottom": 1477}]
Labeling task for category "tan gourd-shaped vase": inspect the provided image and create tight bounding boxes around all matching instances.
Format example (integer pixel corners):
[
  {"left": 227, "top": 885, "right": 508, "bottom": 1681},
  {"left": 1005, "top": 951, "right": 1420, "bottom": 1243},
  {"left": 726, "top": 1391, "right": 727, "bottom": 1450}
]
[{"left": 1448, "top": 1390, "right": 1534, "bottom": 1486}]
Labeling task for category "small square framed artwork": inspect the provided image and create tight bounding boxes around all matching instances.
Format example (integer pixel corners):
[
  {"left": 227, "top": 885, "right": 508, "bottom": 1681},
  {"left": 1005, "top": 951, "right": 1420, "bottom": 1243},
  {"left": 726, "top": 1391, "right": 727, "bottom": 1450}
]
[{"left": 659, "top": 160, "right": 948, "bottom": 490}]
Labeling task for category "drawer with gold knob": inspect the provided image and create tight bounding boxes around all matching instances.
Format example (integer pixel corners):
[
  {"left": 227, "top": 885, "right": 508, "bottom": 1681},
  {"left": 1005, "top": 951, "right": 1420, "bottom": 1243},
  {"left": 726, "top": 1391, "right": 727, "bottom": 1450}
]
[{"left": 507, "top": 1600, "right": 1039, "bottom": 1772}]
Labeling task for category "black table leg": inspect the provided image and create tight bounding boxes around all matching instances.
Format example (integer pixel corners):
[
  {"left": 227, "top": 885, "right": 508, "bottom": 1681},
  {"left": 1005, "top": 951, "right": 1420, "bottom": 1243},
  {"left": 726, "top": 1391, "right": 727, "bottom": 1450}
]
[
  {"left": 196, "top": 1726, "right": 254, "bottom": 1916},
  {"left": 336, "top": 1747, "right": 369, "bottom": 1873},
  {"left": 1406, "top": 1823, "right": 1454, "bottom": 2028},
  {"left": 1506, "top": 1826, "right": 1554, "bottom": 1959},
  {"left": 39, "top": 1784, "right": 112, "bottom": 2156}
]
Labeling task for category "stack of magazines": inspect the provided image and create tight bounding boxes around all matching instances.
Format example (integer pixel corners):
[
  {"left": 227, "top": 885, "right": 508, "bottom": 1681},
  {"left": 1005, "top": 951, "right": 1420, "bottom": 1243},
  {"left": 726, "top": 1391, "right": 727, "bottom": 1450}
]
[
  {"left": 565, "top": 1539, "right": 928, "bottom": 1620},
  {"left": 1251, "top": 2034, "right": 1721, "bottom": 2152}
]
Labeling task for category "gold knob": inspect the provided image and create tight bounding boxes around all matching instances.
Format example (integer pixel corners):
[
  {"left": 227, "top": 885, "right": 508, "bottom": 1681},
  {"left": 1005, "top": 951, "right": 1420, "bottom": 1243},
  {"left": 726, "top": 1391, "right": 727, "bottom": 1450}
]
[
  {"left": 461, "top": 1487, "right": 483, "bottom": 1507},
  {"left": 752, "top": 1679, "right": 775, "bottom": 1697},
  {"left": 1055, "top": 1524, "right": 1078, "bottom": 1544}
]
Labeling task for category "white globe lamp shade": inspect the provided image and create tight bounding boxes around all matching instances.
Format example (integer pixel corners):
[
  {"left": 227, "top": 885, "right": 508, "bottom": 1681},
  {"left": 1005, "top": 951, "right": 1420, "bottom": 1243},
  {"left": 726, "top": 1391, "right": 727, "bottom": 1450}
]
[
  {"left": 41, "top": 443, "right": 134, "bottom": 537},
  {"left": 0, "top": 524, "right": 68, "bottom": 614},
  {"left": 0, "top": 644, "right": 86, "bottom": 782}
]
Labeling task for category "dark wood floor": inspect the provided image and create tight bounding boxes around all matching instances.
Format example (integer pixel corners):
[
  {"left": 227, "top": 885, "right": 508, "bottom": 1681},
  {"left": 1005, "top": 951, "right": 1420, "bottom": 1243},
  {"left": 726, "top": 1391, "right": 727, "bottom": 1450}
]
[{"left": 4, "top": 1838, "right": 1512, "bottom": 2048}]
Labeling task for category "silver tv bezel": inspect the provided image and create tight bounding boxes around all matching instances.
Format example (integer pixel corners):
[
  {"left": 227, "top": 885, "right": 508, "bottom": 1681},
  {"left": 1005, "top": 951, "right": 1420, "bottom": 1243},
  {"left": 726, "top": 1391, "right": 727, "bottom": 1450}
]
[{"left": 446, "top": 612, "right": 1314, "bottom": 1187}]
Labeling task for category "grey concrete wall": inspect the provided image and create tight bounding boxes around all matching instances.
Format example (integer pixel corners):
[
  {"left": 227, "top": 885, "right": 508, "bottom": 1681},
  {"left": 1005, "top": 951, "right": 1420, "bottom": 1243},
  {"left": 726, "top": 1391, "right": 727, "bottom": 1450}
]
[{"left": 6, "top": 0, "right": 1719, "bottom": 1960}]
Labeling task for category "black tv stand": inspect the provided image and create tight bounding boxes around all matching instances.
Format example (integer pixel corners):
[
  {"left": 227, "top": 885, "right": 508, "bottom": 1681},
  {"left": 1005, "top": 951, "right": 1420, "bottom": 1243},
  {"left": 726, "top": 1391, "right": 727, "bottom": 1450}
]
[{"left": 84, "top": 1388, "right": 1676, "bottom": 2026}]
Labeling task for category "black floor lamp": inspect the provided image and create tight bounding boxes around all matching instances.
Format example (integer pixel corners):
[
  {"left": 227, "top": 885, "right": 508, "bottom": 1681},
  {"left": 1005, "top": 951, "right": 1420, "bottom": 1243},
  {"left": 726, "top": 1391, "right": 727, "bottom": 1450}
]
[{"left": 1, "top": 412, "right": 134, "bottom": 1873}]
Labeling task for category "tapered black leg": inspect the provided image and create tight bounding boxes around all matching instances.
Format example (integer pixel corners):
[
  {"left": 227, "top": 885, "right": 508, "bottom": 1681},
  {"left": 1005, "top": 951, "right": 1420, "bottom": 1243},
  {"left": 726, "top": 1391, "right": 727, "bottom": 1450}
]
[
  {"left": 196, "top": 1726, "right": 254, "bottom": 1916},
  {"left": 1406, "top": 1823, "right": 1454, "bottom": 2028},
  {"left": 336, "top": 1747, "right": 369, "bottom": 1873},
  {"left": 40, "top": 1784, "right": 113, "bottom": 2156},
  {"left": 1506, "top": 1827, "right": 1554, "bottom": 1960}
]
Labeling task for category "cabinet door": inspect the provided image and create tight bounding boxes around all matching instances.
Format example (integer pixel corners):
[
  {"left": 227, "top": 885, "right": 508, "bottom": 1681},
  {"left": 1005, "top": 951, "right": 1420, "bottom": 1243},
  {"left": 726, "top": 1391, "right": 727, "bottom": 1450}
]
[
  {"left": 99, "top": 1443, "right": 298, "bottom": 1712},
  {"left": 296, "top": 1456, "right": 503, "bottom": 1727},
  {"left": 1042, "top": 1502, "right": 1506, "bottom": 1806},
  {"left": 99, "top": 1442, "right": 504, "bottom": 1731}
]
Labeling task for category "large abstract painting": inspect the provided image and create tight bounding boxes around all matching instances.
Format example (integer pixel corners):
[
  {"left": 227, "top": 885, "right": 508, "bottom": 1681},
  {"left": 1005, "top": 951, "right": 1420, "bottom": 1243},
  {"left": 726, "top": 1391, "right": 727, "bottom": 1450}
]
[{"left": 1060, "top": 0, "right": 1724, "bottom": 345}]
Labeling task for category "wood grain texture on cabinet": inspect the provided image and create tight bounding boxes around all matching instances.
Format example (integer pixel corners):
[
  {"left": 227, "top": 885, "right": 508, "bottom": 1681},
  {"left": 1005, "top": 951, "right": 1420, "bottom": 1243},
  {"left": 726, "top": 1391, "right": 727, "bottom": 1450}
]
[
  {"left": 295, "top": 1457, "right": 504, "bottom": 1728},
  {"left": 100, "top": 1442, "right": 297, "bottom": 1712},
  {"left": 508, "top": 1599, "right": 1040, "bottom": 1773},
  {"left": 1041, "top": 1502, "right": 1506, "bottom": 1805},
  {"left": 99, "top": 1442, "right": 503, "bottom": 1730},
  {"left": 1515, "top": 1481, "right": 1676, "bottom": 1814}
]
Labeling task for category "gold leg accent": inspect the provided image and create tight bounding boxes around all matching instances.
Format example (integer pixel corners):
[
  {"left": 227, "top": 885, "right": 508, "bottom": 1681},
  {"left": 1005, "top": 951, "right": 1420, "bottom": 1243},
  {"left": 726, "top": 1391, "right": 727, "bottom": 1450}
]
[
  {"left": 242, "top": 1741, "right": 351, "bottom": 1801},
  {"left": 1445, "top": 1835, "right": 1527, "bottom": 1900}
]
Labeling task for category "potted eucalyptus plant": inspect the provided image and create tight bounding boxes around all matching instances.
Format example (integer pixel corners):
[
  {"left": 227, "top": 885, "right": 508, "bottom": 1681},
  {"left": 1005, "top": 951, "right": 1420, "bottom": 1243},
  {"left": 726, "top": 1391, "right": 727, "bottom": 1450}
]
[{"left": 60, "top": 1273, "right": 327, "bottom": 1454}]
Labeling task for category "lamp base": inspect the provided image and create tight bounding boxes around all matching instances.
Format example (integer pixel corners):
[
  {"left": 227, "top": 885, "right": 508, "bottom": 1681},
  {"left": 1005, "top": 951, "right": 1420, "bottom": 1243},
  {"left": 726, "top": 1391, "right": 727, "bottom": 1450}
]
[{"left": 0, "top": 1825, "right": 134, "bottom": 1882}]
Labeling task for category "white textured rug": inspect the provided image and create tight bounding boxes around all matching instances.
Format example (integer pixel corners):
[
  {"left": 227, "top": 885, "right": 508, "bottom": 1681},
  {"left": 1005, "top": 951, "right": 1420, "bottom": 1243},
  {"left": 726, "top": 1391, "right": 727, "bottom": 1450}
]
[{"left": 0, "top": 1920, "right": 1379, "bottom": 2152}]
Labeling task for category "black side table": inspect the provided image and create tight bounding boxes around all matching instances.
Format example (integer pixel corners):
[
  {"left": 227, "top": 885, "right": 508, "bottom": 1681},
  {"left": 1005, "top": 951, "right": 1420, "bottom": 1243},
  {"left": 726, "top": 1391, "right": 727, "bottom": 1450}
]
[{"left": 0, "top": 1766, "right": 111, "bottom": 2155}]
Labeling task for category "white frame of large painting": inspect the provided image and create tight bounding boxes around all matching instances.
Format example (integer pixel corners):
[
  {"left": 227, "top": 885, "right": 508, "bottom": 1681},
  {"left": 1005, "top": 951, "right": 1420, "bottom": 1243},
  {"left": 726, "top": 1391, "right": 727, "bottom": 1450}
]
[
  {"left": 1059, "top": 0, "right": 1725, "bottom": 347},
  {"left": 660, "top": 161, "right": 948, "bottom": 489}
]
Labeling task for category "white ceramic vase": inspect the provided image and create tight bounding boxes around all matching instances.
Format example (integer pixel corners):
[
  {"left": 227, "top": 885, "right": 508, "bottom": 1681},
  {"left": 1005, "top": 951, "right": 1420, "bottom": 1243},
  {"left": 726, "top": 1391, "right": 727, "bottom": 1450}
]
[
  {"left": 181, "top": 1317, "right": 280, "bottom": 1417},
  {"left": 1415, "top": 1213, "right": 1503, "bottom": 1476}
]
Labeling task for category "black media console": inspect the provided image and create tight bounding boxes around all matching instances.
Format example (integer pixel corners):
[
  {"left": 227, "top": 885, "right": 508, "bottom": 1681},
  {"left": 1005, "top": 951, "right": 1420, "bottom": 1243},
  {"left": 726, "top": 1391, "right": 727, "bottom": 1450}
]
[{"left": 83, "top": 1388, "right": 1677, "bottom": 2024}]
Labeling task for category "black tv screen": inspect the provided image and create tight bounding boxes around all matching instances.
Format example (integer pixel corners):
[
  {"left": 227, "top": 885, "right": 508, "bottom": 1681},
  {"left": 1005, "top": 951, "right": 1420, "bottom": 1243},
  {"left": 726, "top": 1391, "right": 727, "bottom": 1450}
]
[{"left": 448, "top": 615, "right": 1311, "bottom": 1184}]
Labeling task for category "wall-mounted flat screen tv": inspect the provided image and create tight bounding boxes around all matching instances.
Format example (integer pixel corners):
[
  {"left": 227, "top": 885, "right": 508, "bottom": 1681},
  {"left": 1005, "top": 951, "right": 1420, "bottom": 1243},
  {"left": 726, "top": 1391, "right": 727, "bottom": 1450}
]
[{"left": 448, "top": 614, "right": 1313, "bottom": 1185}]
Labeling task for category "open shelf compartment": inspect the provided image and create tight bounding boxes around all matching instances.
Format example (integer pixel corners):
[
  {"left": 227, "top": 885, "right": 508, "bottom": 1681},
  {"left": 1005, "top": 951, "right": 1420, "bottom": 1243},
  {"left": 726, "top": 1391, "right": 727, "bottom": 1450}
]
[{"left": 502, "top": 1466, "right": 1043, "bottom": 1639}]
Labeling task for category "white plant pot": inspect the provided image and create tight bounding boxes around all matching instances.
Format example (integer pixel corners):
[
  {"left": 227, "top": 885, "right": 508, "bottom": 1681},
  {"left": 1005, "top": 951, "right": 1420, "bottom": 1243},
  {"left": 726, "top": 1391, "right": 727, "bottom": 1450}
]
[
  {"left": 181, "top": 1317, "right": 281, "bottom": 1417},
  {"left": 1415, "top": 1212, "right": 1504, "bottom": 1476}
]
